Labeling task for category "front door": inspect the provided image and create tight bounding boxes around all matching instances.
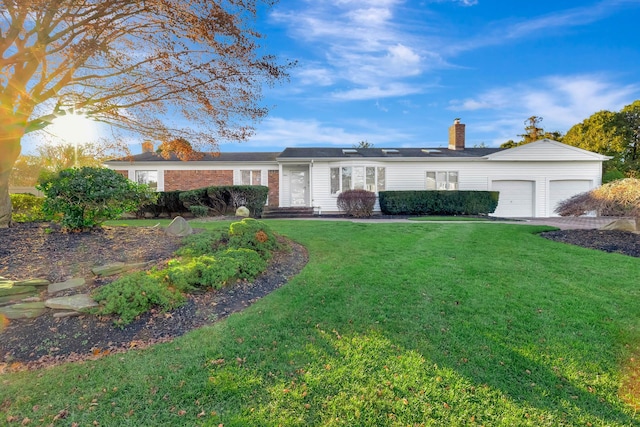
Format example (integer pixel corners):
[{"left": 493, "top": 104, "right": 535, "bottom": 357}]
[{"left": 290, "top": 169, "right": 308, "bottom": 207}]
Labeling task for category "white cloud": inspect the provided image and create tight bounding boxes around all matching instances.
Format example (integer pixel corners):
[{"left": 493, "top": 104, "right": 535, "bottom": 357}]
[
  {"left": 332, "top": 83, "right": 424, "bottom": 100},
  {"left": 296, "top": 66, "right": 336, "bottom": 86},
  {"left": 449, "top": 74, "right": 640, "bottom": 145},
  {"left": 271, "top": 1, "right": 437, "bottom": 100},
  {"left": 235, "top": 117, "right": 414, "bottom": 148}
]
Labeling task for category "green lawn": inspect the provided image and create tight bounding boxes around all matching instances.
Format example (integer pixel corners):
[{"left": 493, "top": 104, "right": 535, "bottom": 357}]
[{"left": 2, "top": 220, "right": 640, "bottom": 426}]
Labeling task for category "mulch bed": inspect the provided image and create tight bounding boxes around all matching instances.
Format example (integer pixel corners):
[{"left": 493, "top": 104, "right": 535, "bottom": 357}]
[{"left": 0, "top": 223, "right": 307, "bottom": 372}]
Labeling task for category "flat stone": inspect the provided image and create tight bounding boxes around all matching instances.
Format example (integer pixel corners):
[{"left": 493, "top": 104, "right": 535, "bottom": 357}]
[
  {"left": 0, "top": 290, "right": 39, "bottom": 305},
  {"left": 13, "top": 278, "right": 50, "bottom": 287},
  {"left": 165, "top": 216, "right": 193, "bottom": 237},
  {"left": 48, "top": 277, "right": 86, "bottom": 294},
  {"left": 0, "top": 285, "right": 37, "bottom": 298},
  {"left": 92, "top": 261, "right": 151, "bottom": 277},
  {"left": 601, "top": 218, "right": 637, "bottom": 233},
  {"left": 45, "top": 294, "right": 98, "bottom": 311},
  {"left": 53, "top": 311, "right": 82, "bottom": 318},
  {"left": 0, "top": 302, "right": 47, "bottom": 319}
]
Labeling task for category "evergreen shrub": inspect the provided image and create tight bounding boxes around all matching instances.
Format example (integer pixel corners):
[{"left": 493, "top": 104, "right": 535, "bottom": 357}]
[{"left": 379, "top": 190, "right": 499, "bottom": 216}]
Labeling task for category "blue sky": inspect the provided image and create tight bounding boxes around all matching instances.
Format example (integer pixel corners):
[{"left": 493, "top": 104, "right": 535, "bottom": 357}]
[
  {"left": 22, "top": 0, "right": 640, "bottom": 155},
  {"left": 218, "top": 0, "right": 640, "bottom": 152}
]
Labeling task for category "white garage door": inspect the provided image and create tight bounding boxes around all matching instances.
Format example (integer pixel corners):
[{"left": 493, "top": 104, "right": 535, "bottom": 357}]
[
  {"left": 492, "top": 180, "right": 534, "bottom": 218},
  {"left": 549, "top": 180, "right": 592, "bottom": 216}
]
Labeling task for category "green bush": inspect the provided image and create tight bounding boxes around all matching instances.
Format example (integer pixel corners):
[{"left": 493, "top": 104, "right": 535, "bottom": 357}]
[
  {"left": 189, "top": 205, "right": 209, "bottom": 218},
  {"left": 175, "top": 229, "right": 229, "bottom": 258},
  {"left": 92, "top": 219, "right": 281, "bottom": 325},
  {"left": 219, "top": 248, "right": 267, "bottom": 280},
  {"left": 179, "top": 188, "right": 208, "bottom": 209},
  {"left": 10, "top": 193, "right": 46, "bottom": 222},
  {"left": 38, "top": 167, "right": 157, "bottom": 231},
  {"left": 165, "top": 255, "right": 239, "bottom": 292},
  {"left": 228, "top": 218, "right": 280, "bottom": 258},
  {"left": 378, "top": 190, "right": 499, "bottom": 216},
  {"left": 138, "top": 191, "right": 188, "bottom": 218},
  {"left": 206, "top": 185, "right": 269, "bottom": 217},
  {"left": 92, "top": 271, "right": 185, "bottom": 326},
  {"left": 337, "top": 189, "right": 376, "bottom": 217}
]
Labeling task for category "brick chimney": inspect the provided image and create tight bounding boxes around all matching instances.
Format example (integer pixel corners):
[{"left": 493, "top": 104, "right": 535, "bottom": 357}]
[
  {"left": 141, "top": 140, "right": 154, "bottom": 153},
  {"left": 448, "top": 118, "right": 465, "bottom": 151}
]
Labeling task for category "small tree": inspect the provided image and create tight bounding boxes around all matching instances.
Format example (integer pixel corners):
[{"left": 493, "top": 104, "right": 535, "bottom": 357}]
[
  {"left": 555, "top": 178, "right": 640, "bottom": 228},
  {"left": 38, "top": 167, "right": 156, "bottom": 232}
]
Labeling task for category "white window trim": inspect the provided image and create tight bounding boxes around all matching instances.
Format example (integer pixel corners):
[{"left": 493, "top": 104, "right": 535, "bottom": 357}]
[
  {"left": 426, "top": 171, "right": 459, "bottom": 191},
  {"left": 330, "top": 166, "right": 386, "bottom": 195}
]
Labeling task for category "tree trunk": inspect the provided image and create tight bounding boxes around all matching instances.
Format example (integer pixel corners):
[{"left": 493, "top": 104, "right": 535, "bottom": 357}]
[{"left": 0, "top": 137, "right": 22, "bottom": 228}]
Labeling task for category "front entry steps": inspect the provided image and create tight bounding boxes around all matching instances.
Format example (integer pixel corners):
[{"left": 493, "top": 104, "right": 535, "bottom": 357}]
[{"left": 261, "top": 207, "right": 315, "bottom": 219}]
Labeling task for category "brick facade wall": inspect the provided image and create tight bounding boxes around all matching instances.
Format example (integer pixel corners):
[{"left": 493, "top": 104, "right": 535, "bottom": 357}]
[
  {"left": 268, "top": 170, "right": 279, "bottom": 207},
  {"left": 164, "top": 170, "right": 233, "bottom": 191}
]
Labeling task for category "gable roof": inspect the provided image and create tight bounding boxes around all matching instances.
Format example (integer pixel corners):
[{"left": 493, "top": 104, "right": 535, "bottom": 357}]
[{"left": 484, "top": 139, "right": 611, "bottom": 161}]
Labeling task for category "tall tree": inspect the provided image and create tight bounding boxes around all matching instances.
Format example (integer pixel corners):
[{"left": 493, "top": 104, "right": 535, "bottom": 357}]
[
  {"left": 353, "top": 140, "right": 374, "bottom": 148},
  {"left": 0, "top": 0, "right": 291, "bottom": 227},
  {"left": 519, "top": 116, "right": 544, "bottom": 144},
  {"left": 500, "top": 116, "right": 563, "bottom": 148},
  {"left": 562, "top": 101, "right": 640, "bottom": 176}
]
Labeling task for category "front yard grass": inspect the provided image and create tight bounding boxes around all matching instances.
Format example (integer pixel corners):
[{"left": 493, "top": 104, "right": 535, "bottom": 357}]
[{"left": 2, "top": 220, "right": 640, "bottom": 426}]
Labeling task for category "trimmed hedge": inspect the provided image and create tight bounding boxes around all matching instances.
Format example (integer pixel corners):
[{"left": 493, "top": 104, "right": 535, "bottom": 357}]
[
  {"left": 379, "top": 190, "right": 499, "bottom": 216},
  {"left": 137, "top": 185, "right": 269, "bottom": 218}
]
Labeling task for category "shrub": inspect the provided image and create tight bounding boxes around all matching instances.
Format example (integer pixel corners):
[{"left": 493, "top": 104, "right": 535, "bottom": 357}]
[
  {"left": 10, "top": 193, "right": 46, "bottom": 222},
  {"left": 206, "top": 185, "right": 269, "bottom": 217},
  {"left": 219, "top": 248, "right": 267, "bottom": 280},
  {"left": 555, "top": 178, "right": 640, "bottom": 218},
  {"left": 93, "top": 271, "right": 185, "bottom": 326},
  {"left": 189, "top": 205, "right": 209, "bottom": 218},
  {"left": 379, "top": 191, "right": 499, "bottom": 216},
  {"left": 337, "top": 189, "right": 376, "bottom": 217},
  {"left": 138, "top": 191, "right": 188, "bottom": 218},
  {"left": 165, "top": 255, "right": 239, "bottom": 292},
  {"left": 228, "top": 218, "right": 280, "bottom": 258},
  {"left": 179, "top": 188, "right": 208, "bottom": 210},
  {"left": 176, "top": 229, "right": 229, "bottom": 257},
  {"left": 38, "top": 167, "right": 157, "bottom": 231}
]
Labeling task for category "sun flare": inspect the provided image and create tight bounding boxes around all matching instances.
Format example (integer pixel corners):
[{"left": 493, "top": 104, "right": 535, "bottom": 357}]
[{"left": 48, "top": 113, "right": 99, "bottom": 145}]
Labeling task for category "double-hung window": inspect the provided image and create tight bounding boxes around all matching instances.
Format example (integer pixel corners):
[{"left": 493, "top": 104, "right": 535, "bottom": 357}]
[
  {"left": 426, "top": 171, "right": 458, "bottom": 190},
  {"left": 135, "top": 170, "right": 158, "bottom": 190},
  {"left": 240, "top": 170, "right": 261, "bottom": 185},
  {"left": 330, "top": 166, "right": 385, "bottom": 194}
]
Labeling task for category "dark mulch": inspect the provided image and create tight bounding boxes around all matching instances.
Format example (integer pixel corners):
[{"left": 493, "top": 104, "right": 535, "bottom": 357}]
[
  {"left": 540, "top": 229, "right": 640, "bottom": 258},
  {"left": 0, "top": 222, "right": 307, "bottom": 371}
]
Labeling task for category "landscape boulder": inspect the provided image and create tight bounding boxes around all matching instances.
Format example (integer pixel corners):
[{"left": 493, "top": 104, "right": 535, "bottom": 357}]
[
  {"left": 235, "top": 206, "right": 250, "bottom": 217},
  {"left": 165, "top": 216, "right": 193, "bottom": 237}
]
